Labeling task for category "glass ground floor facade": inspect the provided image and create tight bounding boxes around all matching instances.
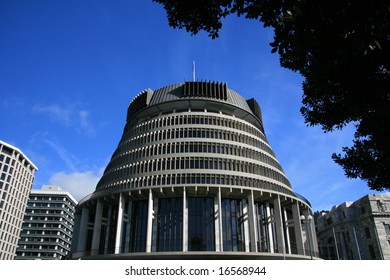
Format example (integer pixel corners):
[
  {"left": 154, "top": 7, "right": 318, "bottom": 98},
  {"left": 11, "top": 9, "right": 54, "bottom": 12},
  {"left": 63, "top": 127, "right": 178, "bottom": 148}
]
[{"left": 72, "top": 186, "right": 319, "bottom": 259}]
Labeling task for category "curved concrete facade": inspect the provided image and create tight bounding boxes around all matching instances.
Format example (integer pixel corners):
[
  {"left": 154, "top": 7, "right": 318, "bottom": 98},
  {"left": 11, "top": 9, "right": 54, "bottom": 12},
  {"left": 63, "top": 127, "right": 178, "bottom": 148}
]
[{"left": 72, "top": 81, "right": 319, "bottom": 259}]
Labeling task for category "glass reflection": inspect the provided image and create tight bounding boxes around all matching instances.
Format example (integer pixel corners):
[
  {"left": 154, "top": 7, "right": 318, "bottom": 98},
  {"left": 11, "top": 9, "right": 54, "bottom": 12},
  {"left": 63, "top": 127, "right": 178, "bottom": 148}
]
[
  {"left": 156, "top": 197, "right": 183, "bottom": 252},
  {"left": 128, "top": 200, "right": 148, "bottom": 252},
  {"left": 221, "top": 198, "right": 245, "bottom": 251},
  {"left": 188, "top": 197, "right": 215, "bottom": 251}
]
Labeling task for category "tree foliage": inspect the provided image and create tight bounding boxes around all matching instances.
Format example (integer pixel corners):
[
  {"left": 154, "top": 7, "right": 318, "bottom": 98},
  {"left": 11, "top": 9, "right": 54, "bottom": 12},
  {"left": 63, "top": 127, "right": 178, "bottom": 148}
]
[{"left": 153, "top": 0, "right": 390, "bottom": 191}]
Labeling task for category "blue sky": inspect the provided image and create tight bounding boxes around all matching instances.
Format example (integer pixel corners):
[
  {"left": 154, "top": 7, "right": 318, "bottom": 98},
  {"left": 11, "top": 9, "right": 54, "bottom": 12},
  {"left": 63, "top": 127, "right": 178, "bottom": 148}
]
[{"left": 1, "top": 0, "right": 387, "bottom": 211}]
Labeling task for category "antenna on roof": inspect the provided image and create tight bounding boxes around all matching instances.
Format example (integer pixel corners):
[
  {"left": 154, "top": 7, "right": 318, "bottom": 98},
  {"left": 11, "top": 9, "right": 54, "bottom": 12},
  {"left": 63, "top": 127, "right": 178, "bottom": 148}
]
[{"left": 192, "top": 60, "right": 196, "bottom": 82}]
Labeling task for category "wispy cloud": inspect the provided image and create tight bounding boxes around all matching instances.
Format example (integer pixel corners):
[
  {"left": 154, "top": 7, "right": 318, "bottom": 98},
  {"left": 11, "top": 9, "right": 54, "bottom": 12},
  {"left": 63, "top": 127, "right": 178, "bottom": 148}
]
[
  {"left": 77, "top": 110, "right": 95, "bottom": 135},
  {"left": 1, "top": 95, "right": 28, "bottom": 113},
  {"left": 32, "top": 103, "right": 95, "bottom": 136},
  {"left": 33, "top": 104, "right": 72, "bottom": 124},
  {"left": 44, "top": 138, "right": 79, "bottom": 172},
  {"left": 49, "top": 168, "right": 104, "bottom": 201}
]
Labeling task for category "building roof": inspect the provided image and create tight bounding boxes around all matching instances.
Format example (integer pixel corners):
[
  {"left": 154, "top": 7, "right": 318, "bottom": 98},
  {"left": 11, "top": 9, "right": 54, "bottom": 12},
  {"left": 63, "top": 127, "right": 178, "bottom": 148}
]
[
  {"left": 31, "top": 185, "right": 78, "bottom": 205},
  {"left": 0, "top": 140, "right": 38, "bottom": 171},
  {"left": 126, "top": 81, "right": 263, "bottom": 129},
  {"left": 149, "top": 82, "right": 253, "bottom": 113}
]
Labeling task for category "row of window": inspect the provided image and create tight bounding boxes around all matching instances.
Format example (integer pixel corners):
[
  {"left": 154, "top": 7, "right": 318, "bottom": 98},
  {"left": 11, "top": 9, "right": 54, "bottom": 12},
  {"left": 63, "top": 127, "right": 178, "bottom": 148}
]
[
  {"left": 0, "top": 201, "right": 26, "bottom": 224},
  {"left": 103, "top": 156, "right": 290, "bottom": 188},
  {"left": 0, "top": 171, "right": 33, "bottom": 210},
  {"left": 127, "top": 112, "right": 266, "bottom": 144},
  {"left": 22, "top": 218, "right": 74, "bottom": 231},
  {"left": 20, "top": 237, "right": 67, "bottom": 243},
  {"left": 31, "top": 195, "right": 72, "bottom": 202},
  {"left": 118, "top": 127, "right": 274, "bottom": 159},
  {"left": 25, "top": 215, "right": 69, "bottom": 223},
  {"left": 0, "top": 180, "right": 30, "bottom": 199},
  {"left": 102, "top": 173, "right": 294, "bottom": 197},
  {"left": 320, "top": 223, "right": 390, "bottom": 260},
  {"left": 108, "top": 141, "right": 283, "bottom": 174},
  {"left": 26, "top": 203, "right": 75, "bottom": 217},
  {"left": 0, "top": 243, "right": 16, "bottom": 260},
  {"left": 27, "top": 202, "right": 68, "bottom": 208},
  {"left": 23, "top": 229, "right": 72, "bottom": 239},
  {"left": 25, "top": 209, "right": 74, "bottom": 221},
  {"left": 19, "top": 231, "right": 72, "bottom": 243},
  {"left": 0, "top": 160, "right": 35, "bottom": 184},
  {"left": 22, "top": 223, "right": 72, "bottom": 234},
  {"left": 1, "top": 163, "right": 14, "bottom": 174},
  {"left": 0, "top": 216, "right": 21, "bottom": 260},
  {"left": 18, "top": 244, "right": 66, "bottom": 251},
  {"left": 16, "top": 251, "right": 67, "bottom": 259},
  {"left": 1, "top": 148, "right": 34, "bottom": 171},
  {"left": 0, "top": 188, "right": 27, "bottom": 230},
  {"left": 82, "top": 197, "right": 289, "bottom": 254},
  {"left": 0, "top": 180, "right": 31, "bottom": 198},
  {"left": 0, "top": 150, "right": 36, "bottom": 253},
  {"left": 0, "top": 211, "right": 23, "bottom": 235}
]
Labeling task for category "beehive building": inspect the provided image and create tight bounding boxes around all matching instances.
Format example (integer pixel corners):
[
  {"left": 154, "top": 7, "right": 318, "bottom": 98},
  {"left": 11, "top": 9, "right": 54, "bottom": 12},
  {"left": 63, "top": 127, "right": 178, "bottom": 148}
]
[{"left": 72, "top": 81, "right": 318, "bottom": 259}]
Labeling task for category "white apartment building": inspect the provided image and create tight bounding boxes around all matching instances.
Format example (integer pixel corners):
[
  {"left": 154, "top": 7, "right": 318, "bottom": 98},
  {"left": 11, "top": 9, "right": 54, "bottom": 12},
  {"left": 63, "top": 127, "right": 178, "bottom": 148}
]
[
  {"left": 0, "top": 140, "right": 37, "bottom": 260},
  {"left": 16, "top": 185, "right": 77, "bottom": 259}
]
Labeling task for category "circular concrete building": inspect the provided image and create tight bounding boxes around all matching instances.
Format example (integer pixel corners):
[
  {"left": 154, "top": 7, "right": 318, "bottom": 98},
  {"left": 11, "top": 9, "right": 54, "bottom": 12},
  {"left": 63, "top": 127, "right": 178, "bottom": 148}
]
[{"left": 72, "top": 81, "right": 318, "bottom": 259}]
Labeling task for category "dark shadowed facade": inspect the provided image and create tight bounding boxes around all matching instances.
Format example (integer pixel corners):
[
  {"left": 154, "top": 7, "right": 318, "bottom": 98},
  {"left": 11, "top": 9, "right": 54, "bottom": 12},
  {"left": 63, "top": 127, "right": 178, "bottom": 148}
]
[
  {"left": 71, "top": 81, "right": 319, "bottom": 259},
  {"left": 315, "top": 194, "right": 390, "bottom": 260}
]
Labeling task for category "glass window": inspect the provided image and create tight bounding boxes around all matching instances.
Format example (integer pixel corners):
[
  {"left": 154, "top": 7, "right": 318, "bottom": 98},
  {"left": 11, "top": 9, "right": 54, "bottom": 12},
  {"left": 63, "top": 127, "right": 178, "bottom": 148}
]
[
  {"left": 155, "top": 198, "right": 183, "bottom": 252},
  {"left": 369, "top": 244, "right": 376, "bottom": 259},
  {"left": 256, "top": 202, "right": 274, "bottom": 252},
  {"left": 221, "top": 198, "right": 245, "bottom": 252},
  {"left": 188, "top": 197, "right": 215, "bottom": 251},
  {"left": 384, "top": 224, "right": 390, "bottom": 236},
  {"left": 128, "top": 200, "right": 148, "bottom": 253},
  {"left": 365, "top": 227, "right": 371, "bottom": 239}
]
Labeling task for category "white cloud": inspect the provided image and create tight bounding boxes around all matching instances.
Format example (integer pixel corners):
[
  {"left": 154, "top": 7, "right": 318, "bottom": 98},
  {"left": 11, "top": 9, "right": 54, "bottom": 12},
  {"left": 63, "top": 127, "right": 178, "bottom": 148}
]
[
  {"left": 32, "top": 104, "right": 72, "bottom": 125},
  {"left": 44, "top": 139, "right": 79, "bottom": 172},
  {"left": 49, "top": 168, "right": 104, "bottom": 202},
  {"left": 77, "top": 110, "right": 95, "bottom": 135},
  {"left": 32, "top": 103, "right": 95, "bottom": 136}
]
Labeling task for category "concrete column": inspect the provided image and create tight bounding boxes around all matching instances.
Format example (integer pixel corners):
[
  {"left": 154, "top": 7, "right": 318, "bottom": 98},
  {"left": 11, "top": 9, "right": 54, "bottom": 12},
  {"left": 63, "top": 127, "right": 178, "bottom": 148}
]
[
  {"left": 283, "top": 208, "right": 291, "bottom": 254},
  {"left": 310, "top": 215, "right": 319, "bottom": 254},
  {"left": 303, "top": 209, "right": 317, "bottom": 257},
  {"left": 91, "top": 200, "right": 103, "bottom": 256},
  {"left": 248, "top": 190, "right": 258, "bottom": 252},
  {"left": 146, "top": 189, "right": 154, "bottom": 253},
  {"left": 266, "top": 203, "right": 274, "bottom": 253},
  {"left": 183, "top": 187, "right": 188, "bottom": 252},
  {"left": 242, "top": 198, "right": 250, "bottom": 252},
  {"left": 273, "top": 196, "right": 285, "bottom": 255},
  {"left": 104, "top": 206, "right": 112, "bottom": 254},
  {"left": 302, "top": 209, "right": 310, "bottom": 254},
  {"left": 114, "top": 193, "right": 125, "bottom": 254},
  {"left": 292, "top": 202, "right": 304, "bottom": 255},
  {"left": 214, "top": 187, "right": 223, "bottom": 252},
  {"left": 151, "top": 197, "right": 159, "bottom": 252},
  {"left": 76, "top": 206, "right": 89, "bottom": 253},
  {"left": 124, "top": 200, "right": 132, "bottom": 253}
]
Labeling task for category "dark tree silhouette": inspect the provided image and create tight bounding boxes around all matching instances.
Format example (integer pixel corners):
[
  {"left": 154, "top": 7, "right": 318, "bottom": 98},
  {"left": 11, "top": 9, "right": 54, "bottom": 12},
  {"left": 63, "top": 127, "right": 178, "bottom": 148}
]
[{"left": 153, "top": 0, "right": 390, "bottom": 191}]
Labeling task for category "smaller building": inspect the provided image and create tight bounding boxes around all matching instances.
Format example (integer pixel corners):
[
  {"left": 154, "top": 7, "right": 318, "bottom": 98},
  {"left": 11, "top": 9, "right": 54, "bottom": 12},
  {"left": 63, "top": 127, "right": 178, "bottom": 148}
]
[
  {"left": 16, "top": 185, "right": 77, "bottom": 260},
  {"left": 0, "top": 140, "right": 38, "bottom": 260},
  {"left": 315, "top": 194, "right": 390, "bottom": 260}
]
